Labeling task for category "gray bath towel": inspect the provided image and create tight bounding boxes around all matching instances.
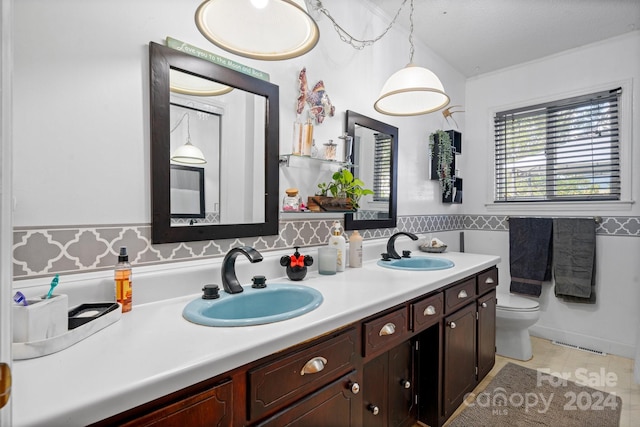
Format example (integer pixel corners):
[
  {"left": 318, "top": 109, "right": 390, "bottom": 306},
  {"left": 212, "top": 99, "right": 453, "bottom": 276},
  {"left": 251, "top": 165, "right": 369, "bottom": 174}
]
[
  {"left": 509, "top": 217, "right": 553, "bottom": 297},
  {"left": 553, "top": 218, "right": 596, "bottom": 303}
]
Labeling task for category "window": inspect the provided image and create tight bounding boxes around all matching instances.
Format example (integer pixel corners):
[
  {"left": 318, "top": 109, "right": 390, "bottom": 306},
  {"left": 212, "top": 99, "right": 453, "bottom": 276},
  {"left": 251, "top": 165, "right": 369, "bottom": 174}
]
[
  {"left": 373, "top": 133, "right": 391, "bottom": 201},
  {"left": 494, "top": 88, "right": 621, "bottom": 202}
]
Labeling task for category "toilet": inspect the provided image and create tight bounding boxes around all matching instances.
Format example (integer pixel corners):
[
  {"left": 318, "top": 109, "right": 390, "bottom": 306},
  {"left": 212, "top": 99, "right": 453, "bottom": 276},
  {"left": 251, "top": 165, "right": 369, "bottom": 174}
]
[{"left": 495, "top": 293, "right": 540, "bottom": 361}]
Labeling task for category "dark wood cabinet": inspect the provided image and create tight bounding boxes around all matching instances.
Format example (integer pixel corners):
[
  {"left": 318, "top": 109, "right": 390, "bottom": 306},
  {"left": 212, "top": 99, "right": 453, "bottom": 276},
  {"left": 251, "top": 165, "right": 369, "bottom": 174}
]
[
  {"left": 92, "top": 378, "right": 233, "bottom": 427},
  {"left": 477, "top": 290, "right": 497, "bottom": 380},
  {"left": 442, "top": 302, "right": 477, "bottom": 418},
  {"left": 94, "top": 266, "right": 498, "bottom": 427},
  {"left": 256, "top": 371, "right": 362, "bottom": 427},
  {"left": 363, "top": 340, "right": 414, "bottom": 427},
  {"left": 247, "top": 327, "right": 358, "bottom": 421}
]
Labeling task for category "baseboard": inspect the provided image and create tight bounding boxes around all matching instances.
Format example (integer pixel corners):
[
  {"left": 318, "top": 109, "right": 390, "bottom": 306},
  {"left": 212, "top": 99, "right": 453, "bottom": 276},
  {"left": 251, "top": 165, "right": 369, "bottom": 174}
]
[{"left": 530, "top": 324, "right": 635, "bottom": 359}]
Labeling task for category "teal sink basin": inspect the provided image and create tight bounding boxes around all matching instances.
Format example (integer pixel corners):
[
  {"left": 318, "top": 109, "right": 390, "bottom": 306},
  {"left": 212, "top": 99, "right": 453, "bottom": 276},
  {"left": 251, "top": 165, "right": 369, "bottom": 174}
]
[
  {"left": 183, "top": 283, "right": 323, "bottom": 327},
  {"left": 377, "top": 256, "right": 455, "bottom": 271}
]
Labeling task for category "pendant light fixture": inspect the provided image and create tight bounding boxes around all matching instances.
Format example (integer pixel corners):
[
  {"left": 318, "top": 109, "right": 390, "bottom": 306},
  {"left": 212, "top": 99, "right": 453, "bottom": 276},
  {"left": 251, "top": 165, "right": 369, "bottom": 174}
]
[
  {"left": 374, "top": 0, "right": 450, "bottom": 116},
  {"left": 170, "top": 69, "right": 233, "bottom": 97},
  {"left": 171, "top": 112, "right": 207, "bottom": 165},
  {"left": 195, "top": 0, "right": 319, "bottom": 61}
]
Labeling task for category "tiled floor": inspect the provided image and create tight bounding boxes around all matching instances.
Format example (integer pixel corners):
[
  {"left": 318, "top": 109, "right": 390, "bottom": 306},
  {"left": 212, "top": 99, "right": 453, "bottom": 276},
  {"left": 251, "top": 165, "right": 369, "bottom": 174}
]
[{"left": 443, "top": 337, "right": 639, "bottom": 426}]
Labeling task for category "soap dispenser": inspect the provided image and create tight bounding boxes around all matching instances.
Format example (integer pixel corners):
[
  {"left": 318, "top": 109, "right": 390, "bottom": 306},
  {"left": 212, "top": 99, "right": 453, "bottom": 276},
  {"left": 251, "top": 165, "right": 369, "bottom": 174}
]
[
  {"left": 328, "top": 221, "right": 346, "bottom": 272},
  {"left": 280, "top": 247, "right": 313, "bottom": 281}
]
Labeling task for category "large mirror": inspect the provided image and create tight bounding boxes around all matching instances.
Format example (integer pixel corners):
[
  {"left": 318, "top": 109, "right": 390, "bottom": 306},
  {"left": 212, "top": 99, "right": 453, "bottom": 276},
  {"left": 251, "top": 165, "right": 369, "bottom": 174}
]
[
  {"left": 150, "top": 42, "right": 279, "bottom": 243},
  {"left": 344, "top": 111, "right": 398, "bottom": 230}
]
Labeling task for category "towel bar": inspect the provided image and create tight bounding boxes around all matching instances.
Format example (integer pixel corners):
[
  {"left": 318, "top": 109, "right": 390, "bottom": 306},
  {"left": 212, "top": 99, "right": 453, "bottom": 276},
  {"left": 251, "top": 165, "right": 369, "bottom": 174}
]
[{"left": 506, "top": 216, "right": 601, "bottom": 224}]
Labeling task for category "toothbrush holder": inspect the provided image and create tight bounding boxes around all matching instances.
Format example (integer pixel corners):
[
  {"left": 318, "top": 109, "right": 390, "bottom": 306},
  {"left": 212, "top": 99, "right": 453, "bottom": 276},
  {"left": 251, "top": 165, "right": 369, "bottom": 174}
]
[{"left": 12, "top": 294, "right": 68, "bottom": 343}]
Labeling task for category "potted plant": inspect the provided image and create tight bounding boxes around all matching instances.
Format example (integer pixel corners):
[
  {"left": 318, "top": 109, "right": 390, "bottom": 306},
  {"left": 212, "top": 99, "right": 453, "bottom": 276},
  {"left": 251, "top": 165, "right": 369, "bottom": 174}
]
[
  {"left": 309, "top": 169, "right": 374, "bottom": 212},
  {"left": 429, "top": 130, "right": 454, "bottom": 198}
]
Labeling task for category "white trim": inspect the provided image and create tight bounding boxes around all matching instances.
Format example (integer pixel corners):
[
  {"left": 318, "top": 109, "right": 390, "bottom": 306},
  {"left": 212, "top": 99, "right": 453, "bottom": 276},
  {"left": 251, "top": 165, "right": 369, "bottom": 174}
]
[
  {"left": 530, "top": 325, "right": 635, "bottom": 359},
  {"left": 0, "top": 0, "right": 12, "bottom": 422},
  {"left": 485, "top": 200, "right": 634, "bottom": 215},
  {"left": 487, "top": 78, "right": 634, "bottom": 210}
]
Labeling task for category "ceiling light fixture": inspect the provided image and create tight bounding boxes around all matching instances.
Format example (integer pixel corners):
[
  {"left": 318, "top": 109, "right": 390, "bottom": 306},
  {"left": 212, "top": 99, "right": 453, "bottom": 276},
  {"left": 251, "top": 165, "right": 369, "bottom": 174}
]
[
  {"left": 170, "top": 69, "right": 233, "bottom": 96},
  {"left": 195, "top": 0, "right": 319, "bottom": 61},
  {"left": 171, "top": 112, "right": 207, "bottom": 164},
  {"left": 374, "top": 0, "right": 450, "bottom": 116}
]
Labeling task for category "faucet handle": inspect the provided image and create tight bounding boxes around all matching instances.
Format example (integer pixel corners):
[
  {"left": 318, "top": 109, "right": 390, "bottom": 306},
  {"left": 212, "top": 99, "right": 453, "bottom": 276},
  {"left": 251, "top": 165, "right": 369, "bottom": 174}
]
[
  {"left": 251, "top": 275, "right": 267, "bottom": 289},
  {"left": 402, "top": 250, "right": 412, "bottom": 258},
  {"left": 380, "top": 253, "right": 391, "bottom": 261},
  {"left": 202, "top": 284, "right": 220, "bottom": 299}
]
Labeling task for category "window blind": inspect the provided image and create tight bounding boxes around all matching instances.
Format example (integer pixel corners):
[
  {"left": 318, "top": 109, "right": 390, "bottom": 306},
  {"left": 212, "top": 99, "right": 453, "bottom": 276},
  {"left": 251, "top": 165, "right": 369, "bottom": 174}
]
[
  {"left": 494, "top": 88, "right": 621, "bottom": 202},
  {"left": 373, "top": 133, "right": 391, "bottom": 201}
]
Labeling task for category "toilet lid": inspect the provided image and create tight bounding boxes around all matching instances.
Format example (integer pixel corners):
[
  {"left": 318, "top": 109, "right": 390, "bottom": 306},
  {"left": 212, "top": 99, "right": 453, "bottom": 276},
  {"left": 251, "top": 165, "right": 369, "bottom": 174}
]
[{"left": 497, "top": 294, "right": 539, "bottom": 311}]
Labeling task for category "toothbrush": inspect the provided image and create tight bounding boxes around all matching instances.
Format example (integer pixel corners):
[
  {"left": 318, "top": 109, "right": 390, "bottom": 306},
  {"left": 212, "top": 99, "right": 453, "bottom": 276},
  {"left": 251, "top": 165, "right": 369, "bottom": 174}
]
[
  {"left": 45, "top": 274, "right": 59, "bottom": 299},
  {"left": 13, "top": 291, "right": 28, "bottom": 306}
]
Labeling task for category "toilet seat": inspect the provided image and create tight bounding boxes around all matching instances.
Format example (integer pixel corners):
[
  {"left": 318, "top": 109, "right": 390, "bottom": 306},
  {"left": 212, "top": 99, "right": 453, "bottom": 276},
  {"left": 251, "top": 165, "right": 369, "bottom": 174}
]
[{"left": 497, "top": 294, "right": 539, "bottom": 312}]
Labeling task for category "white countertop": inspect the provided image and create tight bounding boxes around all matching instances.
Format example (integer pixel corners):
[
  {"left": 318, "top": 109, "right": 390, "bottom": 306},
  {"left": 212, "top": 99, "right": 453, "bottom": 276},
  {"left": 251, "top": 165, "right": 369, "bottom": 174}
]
[{"left": 12, "top": 250, "right": 499, "bottom": 426}]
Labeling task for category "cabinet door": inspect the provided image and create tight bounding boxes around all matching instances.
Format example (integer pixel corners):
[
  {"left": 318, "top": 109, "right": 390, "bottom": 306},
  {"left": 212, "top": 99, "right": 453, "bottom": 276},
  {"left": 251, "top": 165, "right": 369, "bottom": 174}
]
[
  {"left": 363, "top": 353, "right": 387, "bottom": 427},
  {"left": 477, "top": 290, "right": 496, "bottom": 380},
  {"left": 443, "top": 303, "right": 476, "bottom": 418},
  {"left": 256, "top": 371, "right": 362, "bottom": 427},
  {"left": 388, "top": 340, "right": 415, "bottom": 427},
  {"left": 363, "top": 341, "right": 415, "bottom": 427}
]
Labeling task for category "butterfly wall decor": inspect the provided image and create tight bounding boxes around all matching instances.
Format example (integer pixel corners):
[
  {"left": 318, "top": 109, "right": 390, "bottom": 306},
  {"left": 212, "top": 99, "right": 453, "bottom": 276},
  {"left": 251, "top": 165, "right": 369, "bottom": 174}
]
[{"left": 296, "top": 67, "right": 335, "bottom": 124}]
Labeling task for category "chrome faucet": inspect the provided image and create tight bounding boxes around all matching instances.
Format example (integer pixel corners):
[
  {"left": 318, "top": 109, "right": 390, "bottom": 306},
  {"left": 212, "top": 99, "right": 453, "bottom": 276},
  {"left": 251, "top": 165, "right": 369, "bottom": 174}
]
[
  {"left": 222, "top": 246, "right": 264, "bottom": 294},
  {"left": 386, "top": 232, "right": 419, "bottom": 259}
]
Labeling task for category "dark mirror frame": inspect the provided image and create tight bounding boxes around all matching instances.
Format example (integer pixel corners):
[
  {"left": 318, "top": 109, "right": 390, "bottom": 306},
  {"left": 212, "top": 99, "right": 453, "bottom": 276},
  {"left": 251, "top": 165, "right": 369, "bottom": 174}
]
[
  {"left": 149, "top": 42, "right": 279, "bottom": 243},
  {"left": 344, "top": 110, "right": 398, "bottom": 231}
]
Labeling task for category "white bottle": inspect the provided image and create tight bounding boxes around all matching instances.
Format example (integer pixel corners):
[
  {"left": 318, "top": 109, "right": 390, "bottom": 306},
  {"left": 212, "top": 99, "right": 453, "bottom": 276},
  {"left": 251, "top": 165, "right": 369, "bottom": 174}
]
[
  {"left": 328, "top": 221, "right": 346, "bottom": 272},
  {"left": 349, "top": 230, "right": 363, "bottom": 268}
]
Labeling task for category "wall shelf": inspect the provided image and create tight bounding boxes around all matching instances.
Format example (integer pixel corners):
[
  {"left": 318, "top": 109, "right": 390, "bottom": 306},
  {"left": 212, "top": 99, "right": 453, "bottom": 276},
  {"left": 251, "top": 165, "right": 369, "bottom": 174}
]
[{"left": 279, "top": 154, "right": 353, "bottom": 168}]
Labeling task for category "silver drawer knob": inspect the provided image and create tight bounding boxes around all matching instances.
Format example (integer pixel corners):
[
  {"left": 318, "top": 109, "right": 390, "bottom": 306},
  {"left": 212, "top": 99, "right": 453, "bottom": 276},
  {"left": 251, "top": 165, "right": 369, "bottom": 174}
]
[
  {"left": 485, "top": 277, "right": 495, "bottom": 284},
  {"left": 379, "top": 322, "right": 396, "bottom": 336},
  {"left": 448, "top": 321, "right": 456, "bottom": 329},
  {"left": 401, "top": 379, "right": 411, "bottom": 389},
  {"left": 368, "top": 404, "right": 380, "bottom": 415},
  {"left": 481, "top": 302, "right": 488, "bottom": 308},
  {"left": 458, "top": 290, "right": 468, "bottom": 299},
  {"left": 300, "top": 357, "right": 327, "bottom": 375},
  {"left": 424, "top": 305, "right": 436, "bottom": 316},
  {"left": 348, "top": 382, "right": 360, "bottom": 394}
]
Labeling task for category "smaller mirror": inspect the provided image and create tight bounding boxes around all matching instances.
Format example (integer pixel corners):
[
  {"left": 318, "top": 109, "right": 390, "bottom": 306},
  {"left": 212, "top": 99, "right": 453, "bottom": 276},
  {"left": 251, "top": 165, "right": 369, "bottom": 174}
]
[
  {"left": 344, "top": 111, "right": 398, "bottom": 230},
  {"left": 170, "top": 164, "right": 205, "bottom": 221}
]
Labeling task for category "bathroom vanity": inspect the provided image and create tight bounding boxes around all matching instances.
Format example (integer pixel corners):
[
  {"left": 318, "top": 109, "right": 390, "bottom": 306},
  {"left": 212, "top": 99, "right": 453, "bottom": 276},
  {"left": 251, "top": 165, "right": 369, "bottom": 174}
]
[{"left": 11, "top": 250, "right": 499, "bottom": 427}]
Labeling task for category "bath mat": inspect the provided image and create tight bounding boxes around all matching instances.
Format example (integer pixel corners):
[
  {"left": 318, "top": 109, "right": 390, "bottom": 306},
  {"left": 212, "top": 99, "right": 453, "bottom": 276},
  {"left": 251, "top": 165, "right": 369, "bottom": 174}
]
[{"left": 447, "top": 362, "right": 622, "bottom": 427}]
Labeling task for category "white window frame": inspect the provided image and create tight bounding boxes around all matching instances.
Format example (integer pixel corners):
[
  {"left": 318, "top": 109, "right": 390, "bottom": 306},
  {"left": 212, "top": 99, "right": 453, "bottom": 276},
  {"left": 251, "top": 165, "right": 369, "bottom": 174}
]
[{"left": 486, "top": 79, "right": 634, "bottom": 214}]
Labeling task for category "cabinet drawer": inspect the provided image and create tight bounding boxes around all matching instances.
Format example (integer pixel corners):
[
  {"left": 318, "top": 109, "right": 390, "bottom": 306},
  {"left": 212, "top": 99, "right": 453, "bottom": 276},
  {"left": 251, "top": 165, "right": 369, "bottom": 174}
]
[
  {"left": 362, "top": 307, "right": 408, "bottom": 358},
  {"left": 477, "top": 267, "right": 498, "bottom": 295},
  {"left": 411, "top": 293, "right": 443, "bottom": 332},
  {"left": 444, "top": 278, "right": 476, "bottom": 314},
  {"left": 248, "top": 328, "right": 357, "bottom": 421}
]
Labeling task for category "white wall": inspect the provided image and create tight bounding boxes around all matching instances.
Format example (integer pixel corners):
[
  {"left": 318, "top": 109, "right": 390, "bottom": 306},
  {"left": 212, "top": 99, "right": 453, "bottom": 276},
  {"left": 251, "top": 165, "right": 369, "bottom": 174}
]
[
  {"left": 12, "top": 0, "right": 466, "bottom": 229},
  {"left": 464, "top": 32, "right": 640, "bottom": 358}
]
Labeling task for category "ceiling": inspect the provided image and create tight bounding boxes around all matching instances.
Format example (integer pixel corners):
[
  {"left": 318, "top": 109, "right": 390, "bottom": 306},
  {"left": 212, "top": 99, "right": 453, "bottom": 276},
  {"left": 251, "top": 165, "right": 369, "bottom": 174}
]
[{"left": 361, "top": 0, "right": 640, "bottom": 77}]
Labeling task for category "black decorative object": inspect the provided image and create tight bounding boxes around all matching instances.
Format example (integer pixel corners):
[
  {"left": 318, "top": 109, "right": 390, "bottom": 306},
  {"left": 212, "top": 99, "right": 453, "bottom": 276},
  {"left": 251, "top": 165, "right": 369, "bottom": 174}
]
[
  {"left": 280, "top": 247, "right": 313, "bottom": 281},
  {"left": 430, "top": 129, "right": 462, "bottom": 203}
]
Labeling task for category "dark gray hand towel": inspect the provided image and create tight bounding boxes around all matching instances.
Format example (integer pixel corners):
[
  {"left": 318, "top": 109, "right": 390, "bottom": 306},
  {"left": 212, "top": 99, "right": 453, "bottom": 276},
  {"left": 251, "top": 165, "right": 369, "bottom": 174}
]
[
  {"left": 553, "top": 218, "right": 596, "bottom": 303},
  {"left": 509, "top": 217, "right": 553, "bottom": 297}
]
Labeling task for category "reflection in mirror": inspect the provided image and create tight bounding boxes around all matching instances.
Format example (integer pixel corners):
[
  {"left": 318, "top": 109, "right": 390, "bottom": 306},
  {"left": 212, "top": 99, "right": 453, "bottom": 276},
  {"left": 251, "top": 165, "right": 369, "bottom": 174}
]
[
  {"left": 170, "top": 164, "right": 205, "bottom": 223},
  {"left": 344, "top": 111, "right": 398, "bottom": 231},
  {"left": 150, "top": 42, "right": 279, "bottom": 243},
  {"left": 169, "top": 87, "right": 266, "bottom": 226}
]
